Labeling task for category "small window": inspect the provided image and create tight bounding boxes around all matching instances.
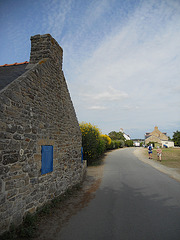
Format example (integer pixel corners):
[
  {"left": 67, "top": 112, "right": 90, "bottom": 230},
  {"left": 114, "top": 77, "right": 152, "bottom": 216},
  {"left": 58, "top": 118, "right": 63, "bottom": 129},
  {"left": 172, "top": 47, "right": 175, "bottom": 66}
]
[{"left": 41, "top": 145, "right": 53, "bottom": 175}]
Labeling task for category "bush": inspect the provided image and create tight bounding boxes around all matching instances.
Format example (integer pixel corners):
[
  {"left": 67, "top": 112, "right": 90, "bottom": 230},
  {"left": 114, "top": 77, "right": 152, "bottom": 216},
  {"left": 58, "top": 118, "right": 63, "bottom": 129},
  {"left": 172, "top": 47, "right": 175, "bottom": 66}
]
[
  {"left": 80, "top": 122, "right": 106, "bottom": 165},
  {"left": 109, "top": 140, "right": 125, "bottom": 149},
  {"left": 117, "top": 140, "right": 125, "bottom": 148},
  {"left": 79, "top": 123, "right": 127, "bottom": 164},
  {"left": 125, "top": 140, "right": 133, "bottom": 147},
  {"left": 101, "top": 134, "right": 112, "bottom": 149},
  {"left": 172, "top": 131, "right": 180, "bottom": 146},
  {"left": 97, "top": 137, "right": 106, "bottom": 156}
]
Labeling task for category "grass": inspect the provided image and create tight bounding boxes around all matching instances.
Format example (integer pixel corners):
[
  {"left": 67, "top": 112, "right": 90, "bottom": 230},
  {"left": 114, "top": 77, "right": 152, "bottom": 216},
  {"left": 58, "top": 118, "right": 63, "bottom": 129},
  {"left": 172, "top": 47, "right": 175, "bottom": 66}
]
[
  {"left": 1, "top": 183, "right": 82, "bottom": 240},
  {"left": 143, "top": 147, "right": 180, "bottom": 171},
  {"left": 1, "top": 213, "right": 38, "bottom": 240}
]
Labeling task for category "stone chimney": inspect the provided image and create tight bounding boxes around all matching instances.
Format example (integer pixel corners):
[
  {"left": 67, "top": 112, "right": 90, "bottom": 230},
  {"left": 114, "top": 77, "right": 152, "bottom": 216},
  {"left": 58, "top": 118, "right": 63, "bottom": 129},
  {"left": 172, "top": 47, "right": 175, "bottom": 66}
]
[
  {"left": 120, "top": 128, "right": 124, "bottom": 133},
  {"left": 29, "top": 34, "right": 63, "bottom": 68}
]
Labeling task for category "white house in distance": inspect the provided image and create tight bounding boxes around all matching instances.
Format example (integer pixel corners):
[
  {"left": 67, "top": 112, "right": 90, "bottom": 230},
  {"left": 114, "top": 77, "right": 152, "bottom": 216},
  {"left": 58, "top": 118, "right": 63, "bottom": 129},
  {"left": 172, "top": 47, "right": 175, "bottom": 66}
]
[{"left": 120, "top": 128, "right": 131, "bottom": 140}]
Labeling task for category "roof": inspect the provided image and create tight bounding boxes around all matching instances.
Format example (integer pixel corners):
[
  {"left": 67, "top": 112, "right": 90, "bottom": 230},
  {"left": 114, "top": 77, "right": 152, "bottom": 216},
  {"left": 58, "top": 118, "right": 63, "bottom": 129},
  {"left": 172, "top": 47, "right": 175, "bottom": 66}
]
[{"left": 0, "top": 61, "right": 29, "bottom": 91}]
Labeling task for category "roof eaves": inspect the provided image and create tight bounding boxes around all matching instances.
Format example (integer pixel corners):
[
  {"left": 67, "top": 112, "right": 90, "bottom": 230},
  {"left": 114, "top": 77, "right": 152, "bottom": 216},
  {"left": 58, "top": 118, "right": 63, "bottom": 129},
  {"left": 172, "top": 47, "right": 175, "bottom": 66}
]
[{"left": 0, "top": 61, "right": 29, "bottom": 67}]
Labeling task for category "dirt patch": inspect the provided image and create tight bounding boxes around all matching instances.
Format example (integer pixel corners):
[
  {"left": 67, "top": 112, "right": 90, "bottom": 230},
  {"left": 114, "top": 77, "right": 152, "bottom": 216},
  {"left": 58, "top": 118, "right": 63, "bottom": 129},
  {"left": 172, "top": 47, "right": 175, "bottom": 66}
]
[
  {"left": 134, "top": 148, "right": 180, "bottom": 182},
  {"left": 33, "top": 163, "right": 104, "bottom": 240}
]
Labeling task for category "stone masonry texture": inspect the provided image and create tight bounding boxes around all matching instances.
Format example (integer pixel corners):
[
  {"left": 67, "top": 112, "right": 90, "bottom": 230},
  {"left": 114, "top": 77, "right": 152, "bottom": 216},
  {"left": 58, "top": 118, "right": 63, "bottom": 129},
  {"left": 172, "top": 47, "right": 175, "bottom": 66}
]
[
  {"left": 0, "top": 34, "right": 84, "bottom": 235},
  {"left": 145, "top": 126, "right": 168, "bottom": 145}
]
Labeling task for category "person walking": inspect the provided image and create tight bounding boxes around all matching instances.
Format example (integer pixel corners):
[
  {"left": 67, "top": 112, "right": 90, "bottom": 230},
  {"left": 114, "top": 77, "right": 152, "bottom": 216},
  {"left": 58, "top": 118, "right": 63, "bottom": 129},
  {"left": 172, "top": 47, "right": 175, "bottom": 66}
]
[
  {"left": 156, "top": 147, "right": 162, "bottom": 162},
  {"left": 148, "top": 144, "right": 153, "bottom": 159}
]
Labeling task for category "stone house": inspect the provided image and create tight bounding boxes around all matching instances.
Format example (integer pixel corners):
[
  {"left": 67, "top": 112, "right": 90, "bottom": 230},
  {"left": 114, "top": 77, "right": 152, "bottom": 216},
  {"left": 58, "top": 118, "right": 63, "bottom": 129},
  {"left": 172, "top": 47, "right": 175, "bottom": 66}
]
[
  {"left": 0, "top": 34, "right": 85, "bottom": 235},
  {"left": 145, "top": 126, "right": 174, "bottom": 147}
]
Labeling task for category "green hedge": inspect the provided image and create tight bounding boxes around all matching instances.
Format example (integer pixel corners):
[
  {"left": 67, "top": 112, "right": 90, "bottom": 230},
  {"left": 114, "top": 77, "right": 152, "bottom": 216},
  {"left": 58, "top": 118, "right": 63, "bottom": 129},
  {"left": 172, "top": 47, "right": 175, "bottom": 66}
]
[
  {"left": 109, "top": 140, "right": 125, "bottom": 149},
  {"left": 80, "top": 122, "right": 106, "bottom": 165},
  {"left": 125, "top": 140, "right": 133, "bottom": 147},
  {"left": 80, "top": 122, "right": 127, "bottom": 165}
]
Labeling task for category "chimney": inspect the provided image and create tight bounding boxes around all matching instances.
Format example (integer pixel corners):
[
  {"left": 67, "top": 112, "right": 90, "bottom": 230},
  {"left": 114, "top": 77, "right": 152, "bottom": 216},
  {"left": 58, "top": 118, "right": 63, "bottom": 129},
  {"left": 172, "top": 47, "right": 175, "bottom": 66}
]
[{"left": 29, "top": 34, "right": 63, "bottom": 68}]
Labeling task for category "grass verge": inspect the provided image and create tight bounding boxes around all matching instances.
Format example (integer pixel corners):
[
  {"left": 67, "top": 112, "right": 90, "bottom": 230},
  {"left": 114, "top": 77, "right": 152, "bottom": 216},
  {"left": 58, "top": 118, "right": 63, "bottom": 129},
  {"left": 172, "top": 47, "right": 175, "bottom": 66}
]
[{"left": 143, "top": 148, "right": 180, "bottom": 171}]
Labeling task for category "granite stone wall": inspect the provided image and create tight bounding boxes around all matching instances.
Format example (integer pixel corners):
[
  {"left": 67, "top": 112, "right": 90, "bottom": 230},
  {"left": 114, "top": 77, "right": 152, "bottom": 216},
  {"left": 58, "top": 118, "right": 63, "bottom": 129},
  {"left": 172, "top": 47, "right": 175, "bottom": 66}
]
[
  {"left": 145, "top": 126, "right": 168, "bottom": 145},
  {"left": 0, "top": 34, "right": 85, "bottom": 234}
]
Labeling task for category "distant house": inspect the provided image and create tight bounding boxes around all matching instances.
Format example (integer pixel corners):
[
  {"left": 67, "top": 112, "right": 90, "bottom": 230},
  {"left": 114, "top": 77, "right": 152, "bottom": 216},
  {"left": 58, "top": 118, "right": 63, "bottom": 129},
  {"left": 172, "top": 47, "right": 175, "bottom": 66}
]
[
  {"left": 134, "top": 142, "right": 140, "bottom": 147},
  {"left": 132, "top": 139, "right": 144, "bottom": 147},
  {"left": 145, "top": 126, "right": 174, "bottom": 147},
  {"left": 120, "top": 128, "right": 131, "bottom": 140},
  {"left": 0, "top": 34, "right": 85, "bottom": 235}
]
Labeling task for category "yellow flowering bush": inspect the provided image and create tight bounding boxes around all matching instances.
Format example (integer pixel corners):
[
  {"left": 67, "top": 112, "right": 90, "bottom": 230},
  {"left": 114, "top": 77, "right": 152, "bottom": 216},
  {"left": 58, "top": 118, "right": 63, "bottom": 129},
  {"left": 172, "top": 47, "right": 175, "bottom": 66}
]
[
  {"left": 80, "top": 122, "right": 107, "bottom": 165},
  {"left": 79, "top": 122, "right": 126, "bottom": 164},
  {"left": 101, "top": 134, "right": 112, "bottom": 149}
]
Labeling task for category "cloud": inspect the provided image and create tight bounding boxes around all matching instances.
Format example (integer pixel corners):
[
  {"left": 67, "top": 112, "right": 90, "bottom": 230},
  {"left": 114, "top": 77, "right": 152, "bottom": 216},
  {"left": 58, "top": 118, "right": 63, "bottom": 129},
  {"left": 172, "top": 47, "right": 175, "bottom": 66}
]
[
  {"left": 41, "top": 0, "right": 73, "bottom": 39},
  {"left": 0, "top": 0, "right": 180, "bottom": 137},
  {"left": 67, "top": 0, "right": 180, "bottom": 137},
  {"left": 88, "top": 106, "right": 107, "bottom": 110},
  {"left": 81, "top": 87, "right": 128, "bottom": 101}
]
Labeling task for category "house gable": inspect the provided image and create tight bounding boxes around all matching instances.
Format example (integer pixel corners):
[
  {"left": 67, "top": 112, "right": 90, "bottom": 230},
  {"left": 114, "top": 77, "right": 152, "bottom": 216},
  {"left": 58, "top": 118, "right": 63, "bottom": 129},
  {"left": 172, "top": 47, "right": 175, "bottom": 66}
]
[
  {"left": 145, "top": 126, "right": 168, "bottom": 144},
  {"left": 150, "top": 126, "right": 168, "bottom": 141},
  {"left": 0, "top": 34, "right": 85, "bottom": 235}
]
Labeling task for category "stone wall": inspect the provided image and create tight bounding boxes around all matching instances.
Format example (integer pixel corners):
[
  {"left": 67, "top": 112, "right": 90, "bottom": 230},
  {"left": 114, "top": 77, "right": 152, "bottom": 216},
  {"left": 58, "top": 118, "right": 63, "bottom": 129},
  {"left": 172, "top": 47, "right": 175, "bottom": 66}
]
[
  {"left": 0, "top": 34, "right": 84, "bottom": 234},
  {"left": 145, "top": 135, "right": 162, "bottom": 144}
]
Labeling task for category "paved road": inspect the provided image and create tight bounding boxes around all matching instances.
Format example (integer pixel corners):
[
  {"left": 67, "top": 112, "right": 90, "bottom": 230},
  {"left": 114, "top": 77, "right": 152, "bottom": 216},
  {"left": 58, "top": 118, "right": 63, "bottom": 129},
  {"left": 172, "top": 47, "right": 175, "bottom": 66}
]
[{"left": 58, "top": 148, "right": 180, "bottom": 240}]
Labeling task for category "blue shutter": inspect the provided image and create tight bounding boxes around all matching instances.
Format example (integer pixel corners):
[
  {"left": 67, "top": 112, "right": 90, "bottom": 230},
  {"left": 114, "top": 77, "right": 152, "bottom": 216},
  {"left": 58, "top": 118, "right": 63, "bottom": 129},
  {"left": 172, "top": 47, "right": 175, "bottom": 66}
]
[
  {"left": 41, "top": 145, "right": 53, "bottom": 175},
  {"left": 81, "top": 147, "right": 83, "bottom": 163}
]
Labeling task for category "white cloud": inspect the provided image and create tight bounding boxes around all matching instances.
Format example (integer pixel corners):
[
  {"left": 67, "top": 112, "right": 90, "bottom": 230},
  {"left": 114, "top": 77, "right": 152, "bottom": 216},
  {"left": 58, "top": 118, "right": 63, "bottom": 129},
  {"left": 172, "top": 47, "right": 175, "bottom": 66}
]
[
  {"left": 81, "top": 87, "right": 128, "bottom": 101},
  {"left": 1, "top": 0, "right": 180, "bottom": 137},
  {"left": 67, "top": 0, "right": 180, "bottom": 137},
  {"left": 88, "top": 106, "right": 107, "bottom": 110},
  {"left": 42, "top": 0, "right": 73, "bottom": 39}
]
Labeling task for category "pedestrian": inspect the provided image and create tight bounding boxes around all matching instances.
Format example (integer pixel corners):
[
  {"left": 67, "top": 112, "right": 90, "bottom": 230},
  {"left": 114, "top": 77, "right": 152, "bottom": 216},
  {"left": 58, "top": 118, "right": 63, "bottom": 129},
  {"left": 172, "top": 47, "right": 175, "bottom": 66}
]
[
  {"left": 156, "top": 147, "right": 162, "bottom": 162},
  {"left": 148, "top": 144, "right": 153, "bottom": 159}
]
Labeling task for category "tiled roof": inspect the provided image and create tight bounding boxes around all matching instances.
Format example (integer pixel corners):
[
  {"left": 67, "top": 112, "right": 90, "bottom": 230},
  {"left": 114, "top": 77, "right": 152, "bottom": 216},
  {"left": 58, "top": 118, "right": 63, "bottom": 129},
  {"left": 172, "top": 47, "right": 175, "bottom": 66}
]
[
  {"left": 0, "top": 61, "right": 29, "bottom": 67},
  {"left": 0, "top": 62, "right": 29, "bottom": 91}
]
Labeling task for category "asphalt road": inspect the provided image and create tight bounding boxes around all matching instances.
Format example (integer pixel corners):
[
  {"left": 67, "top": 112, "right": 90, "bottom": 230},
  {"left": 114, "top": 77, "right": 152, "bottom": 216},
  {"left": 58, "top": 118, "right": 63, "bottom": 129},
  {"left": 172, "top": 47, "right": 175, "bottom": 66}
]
[{"left": 58, "top": 148, "right": 180, "bottom": 240}]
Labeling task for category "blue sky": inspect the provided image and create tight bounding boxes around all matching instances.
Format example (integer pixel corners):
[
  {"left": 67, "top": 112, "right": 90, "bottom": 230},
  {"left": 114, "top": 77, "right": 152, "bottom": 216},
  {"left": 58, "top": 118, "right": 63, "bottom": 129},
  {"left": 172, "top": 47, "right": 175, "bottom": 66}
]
[{"left": 0, "top": 0, "right": 180, "bottom": 138}]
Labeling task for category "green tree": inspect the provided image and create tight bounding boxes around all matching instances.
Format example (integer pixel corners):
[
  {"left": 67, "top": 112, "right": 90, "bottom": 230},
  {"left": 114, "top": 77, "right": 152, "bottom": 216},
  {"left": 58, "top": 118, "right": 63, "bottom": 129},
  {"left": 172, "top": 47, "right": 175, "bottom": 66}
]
[
  {"left": 125, "top": 140, "right": 133, "bottom": 147},
  {"left": 108, "top": 131, "right": 125, "bottom": 141},
  {"left": 172, "top": 130, "right": 180, "bottom": 146}
]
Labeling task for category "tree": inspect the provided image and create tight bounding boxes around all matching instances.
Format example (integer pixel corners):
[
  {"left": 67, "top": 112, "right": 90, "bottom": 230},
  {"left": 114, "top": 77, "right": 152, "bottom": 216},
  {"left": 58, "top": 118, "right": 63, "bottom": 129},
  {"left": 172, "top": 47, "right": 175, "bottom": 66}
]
[
  {"left": 125, "top": 140, "right": 133, "bottom": 147},
  {"left": 172, "top": 131, "right": 180, "bottom": 146},
  {"left": 108, "top": 131, "right": 125, "bottom": 141}
]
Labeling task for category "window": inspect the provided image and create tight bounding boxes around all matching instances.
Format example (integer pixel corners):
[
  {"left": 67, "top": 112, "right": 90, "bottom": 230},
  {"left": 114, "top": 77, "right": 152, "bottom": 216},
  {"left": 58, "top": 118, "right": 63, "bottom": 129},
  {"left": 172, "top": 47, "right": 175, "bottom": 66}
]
[{"left": 41, "top": 145, "right": 53, "bottom": 175}]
